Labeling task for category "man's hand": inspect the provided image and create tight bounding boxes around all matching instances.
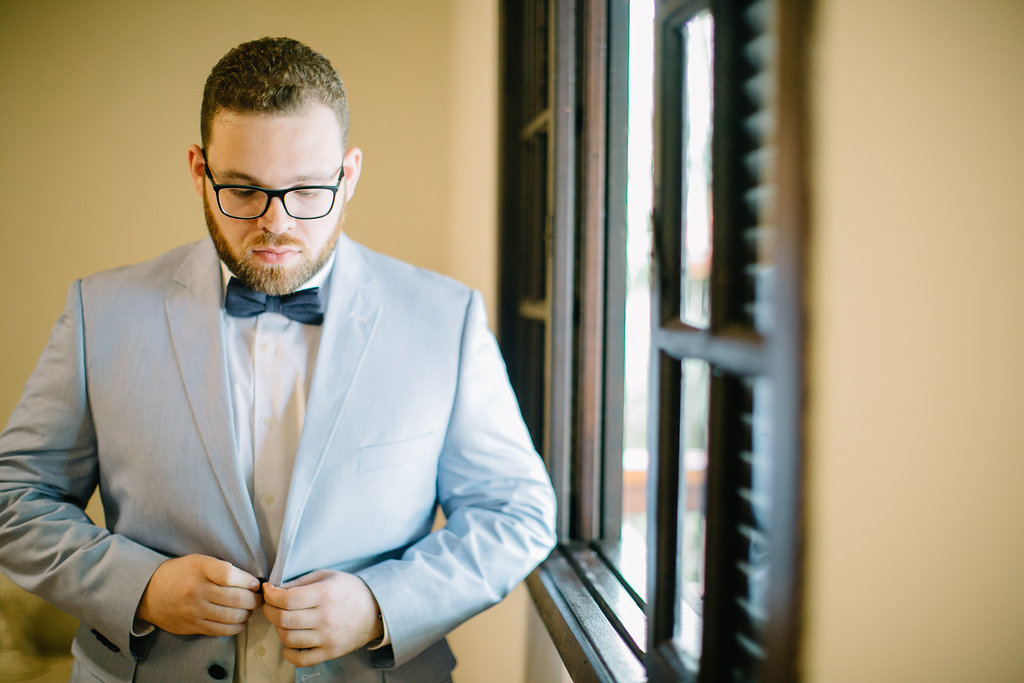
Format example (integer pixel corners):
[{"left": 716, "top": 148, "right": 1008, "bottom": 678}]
[
  {"left": 136, "top": 554, "right": 263, "bottom": 636},
  {"left": 262, "top": 570, "right": 384, "bottom": 668}
]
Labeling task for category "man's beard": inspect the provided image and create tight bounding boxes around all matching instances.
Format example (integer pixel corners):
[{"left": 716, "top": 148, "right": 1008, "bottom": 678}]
[{"left": 203, "top": 195, "right": 344, "bottom": 296}]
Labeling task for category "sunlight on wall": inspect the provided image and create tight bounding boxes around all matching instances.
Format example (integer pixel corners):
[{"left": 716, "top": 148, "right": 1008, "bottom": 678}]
[{"left": 804, "top": 1, "right": 1024, "bottom": 680}]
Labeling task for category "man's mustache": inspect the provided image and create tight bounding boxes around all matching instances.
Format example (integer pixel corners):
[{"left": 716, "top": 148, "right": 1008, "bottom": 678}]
[{"left": 248, "top": 233, "right": 302, "bottom": 249}]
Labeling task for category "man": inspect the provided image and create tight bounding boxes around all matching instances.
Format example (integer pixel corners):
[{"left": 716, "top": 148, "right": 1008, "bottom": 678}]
[{"left": 0, "top": 37, "right": 556, "bottom": 682}]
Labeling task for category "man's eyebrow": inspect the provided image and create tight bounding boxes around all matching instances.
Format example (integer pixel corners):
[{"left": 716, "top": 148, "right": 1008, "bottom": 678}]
[
  {"left": 215, "top": 169, "right": 263, "bottom": 185},
  {"left": 214, "top": 168, "right": 341, "bottom": 187}
]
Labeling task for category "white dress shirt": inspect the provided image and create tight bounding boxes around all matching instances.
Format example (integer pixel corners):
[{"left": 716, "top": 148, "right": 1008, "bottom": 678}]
[{"left": 221, "top": 259, "right": 329, "bottom": 683}]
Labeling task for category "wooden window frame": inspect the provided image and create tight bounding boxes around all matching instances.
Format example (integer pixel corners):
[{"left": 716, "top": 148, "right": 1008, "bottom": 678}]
[{"left": 498, "top": 1, "right": 809, "bottom": 680}]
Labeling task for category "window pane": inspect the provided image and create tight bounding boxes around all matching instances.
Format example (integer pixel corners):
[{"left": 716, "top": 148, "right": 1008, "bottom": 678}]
[
  {"left": 621, "top": 0, "right": 655, "bottom": 601},
  {"left": 675, "top": 359, "right": 709, "bottom": 661},
  {"left": 680, "top": 10, "right": 714, "bottom": 329}
]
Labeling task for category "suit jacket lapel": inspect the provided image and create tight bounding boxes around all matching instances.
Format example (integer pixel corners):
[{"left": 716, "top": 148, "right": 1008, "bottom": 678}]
[
  {"left": 165, "top": 239, "right": 266, "bottom": 572},
  {"left": 271, "top": 236, "right": 381, "bottom": 584}
]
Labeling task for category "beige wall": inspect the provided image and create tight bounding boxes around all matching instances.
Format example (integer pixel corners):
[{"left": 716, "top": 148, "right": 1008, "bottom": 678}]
[
  {"left": 804, "top": 0, "right": 1024, "bottom": 679},
  {"left": 0, "top": 1, "right": 550, "bottom": 681}
]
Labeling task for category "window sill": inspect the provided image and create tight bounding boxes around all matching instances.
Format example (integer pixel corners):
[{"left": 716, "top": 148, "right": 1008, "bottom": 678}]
[{"left": 527, "top": 542, "right": 648, "bottom": 683}]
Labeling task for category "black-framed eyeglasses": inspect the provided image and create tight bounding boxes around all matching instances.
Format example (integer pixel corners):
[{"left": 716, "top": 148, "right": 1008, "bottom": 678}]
[{"left": 202, "top": 151, "right": 344, "bottom": 220}]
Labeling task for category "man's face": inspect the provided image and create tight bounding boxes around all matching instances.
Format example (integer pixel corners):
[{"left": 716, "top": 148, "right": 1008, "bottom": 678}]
[{"left": 189, "top": 104, "right": 362, "bottom": 295}]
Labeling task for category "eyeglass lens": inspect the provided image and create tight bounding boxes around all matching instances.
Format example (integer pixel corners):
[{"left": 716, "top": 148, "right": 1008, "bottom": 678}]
[{"left": 218, "top": 187, "right": 336, "bottom": 219}]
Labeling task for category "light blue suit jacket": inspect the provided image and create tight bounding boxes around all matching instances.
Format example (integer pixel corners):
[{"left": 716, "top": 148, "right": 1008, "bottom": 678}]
[{"left": 0, "top": 235, "right": 556, "bottom": 682}]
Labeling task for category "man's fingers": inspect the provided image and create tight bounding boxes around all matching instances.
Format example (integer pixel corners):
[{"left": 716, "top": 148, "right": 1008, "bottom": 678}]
[
  {"left": 282, "top": 646, "right": 329, "bottom": 669},
  {"left": 206, "top": 584, "right": 261, "bottom": 611},
  {"left": 204, "top": 603, "right": 255, "bottom": 627},
  {"left": 275, "top": 626, "right": 319, "bottom": 650},
  {"left": 280, "top": 569, "right": 330, "bottom": 589},
  {"left": 261, "top": 571, "right": 381, "bottom": 667},
  {"left": 137, "top": 554, "right": 263, "bottom": 637},
  {"left": 202, "top": 557, "right": 261, "bottom": 590},
  {"left": 262, "top": 602, "right": 315, "bottom": 630},
  {"left": 262, "top": 581, "right": 320, "bottom": 611},
  {"left": 199, "top": 618, "right": 249, "bottom": 637}
]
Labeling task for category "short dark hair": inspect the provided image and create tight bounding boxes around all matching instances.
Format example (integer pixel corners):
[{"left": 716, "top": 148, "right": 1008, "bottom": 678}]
[{"left": 200, "top": 37, "right": 349, "bottom": 148}]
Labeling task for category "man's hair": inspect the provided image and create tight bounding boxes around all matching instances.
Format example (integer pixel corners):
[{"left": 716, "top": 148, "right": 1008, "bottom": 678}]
[{"left": 200, "top": 37, "right": 349, "bottom": 148}]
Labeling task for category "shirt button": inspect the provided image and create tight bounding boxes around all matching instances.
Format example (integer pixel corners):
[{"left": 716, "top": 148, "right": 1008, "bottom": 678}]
[
  {"left": 255, "top": 645, "right": 266, "bottom": 657},
  {"left": 263, "top": 417, "right": 275, "bottom": 428},
  {"left": 262, "top": 342, "right": 277, "bottom": 354},
  {"left": 262, "top": 494, "right": 275, "bottom": 506}
]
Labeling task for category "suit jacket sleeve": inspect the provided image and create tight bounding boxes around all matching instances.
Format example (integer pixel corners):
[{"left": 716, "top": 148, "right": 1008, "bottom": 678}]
[
  {"left": 354, "top": 290, "right": 556, "bottom": 668},
  {"left": 0, "top": 281, "right": 168, "bottom": 654}
]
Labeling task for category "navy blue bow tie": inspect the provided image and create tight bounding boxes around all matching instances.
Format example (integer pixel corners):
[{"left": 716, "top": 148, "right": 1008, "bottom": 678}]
[{"left": 224, "top": 277, "right": 325, "bottom": 325}]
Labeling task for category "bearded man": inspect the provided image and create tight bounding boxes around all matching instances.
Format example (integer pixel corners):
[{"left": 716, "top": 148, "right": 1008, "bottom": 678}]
[{"left": 0, "top": 36, "right": 555, "bottom": 683}]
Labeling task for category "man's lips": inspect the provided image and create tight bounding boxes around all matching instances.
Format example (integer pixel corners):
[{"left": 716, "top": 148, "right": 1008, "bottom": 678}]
[{"left": 251, "top": 248, "right": 300, "bottom": 265}]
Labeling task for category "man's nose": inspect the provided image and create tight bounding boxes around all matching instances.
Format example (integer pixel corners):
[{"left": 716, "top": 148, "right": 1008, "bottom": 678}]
[{"left": 258, "top": 196, "right": 295, "bottom": 234}]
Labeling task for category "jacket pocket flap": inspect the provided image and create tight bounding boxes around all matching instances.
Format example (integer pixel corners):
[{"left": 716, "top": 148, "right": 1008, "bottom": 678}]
[{"left": 356, "top": 432, "right": 435, "bottom": 472}]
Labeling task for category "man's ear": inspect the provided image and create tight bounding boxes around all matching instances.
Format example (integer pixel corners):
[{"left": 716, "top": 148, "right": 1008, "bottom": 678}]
[
  {"left": 187, "top": 144, "right": 206, "bottom": 196},
  {"left": 341, "top": 147, "right": 363, "bottom": 201}
]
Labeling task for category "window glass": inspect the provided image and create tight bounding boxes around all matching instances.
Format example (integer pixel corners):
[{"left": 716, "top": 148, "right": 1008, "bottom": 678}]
[
  {"left": 675, "top": 358, "right": 709, "bottom": 662},
  {"left": 621, "top": 0, "right": 656, "bottom": 601},
  {"left": 674, "top": 12, "right": 715, "bottom": 659},
  {"left": 680, "top": 10, "right": 714, "bottom": 329}
]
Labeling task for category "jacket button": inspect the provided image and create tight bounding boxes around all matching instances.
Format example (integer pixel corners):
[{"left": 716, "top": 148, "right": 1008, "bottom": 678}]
[{"left": 208, "top": 664, "right": 228, "bottom": 680}]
